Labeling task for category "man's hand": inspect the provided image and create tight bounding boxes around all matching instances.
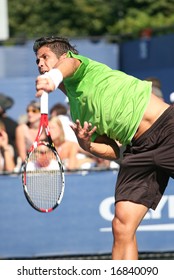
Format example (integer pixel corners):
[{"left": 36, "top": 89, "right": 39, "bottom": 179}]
[
  {"left": 35, "top": 69, "right": 63, "bottom": 97},
  {"left": 71, "top": 120, "right": 120, "bottom": 160},
  {"left": 70, "top": 120, "right": 97, "bottom": 152},
  {"left": 35, "top": 75, "right": 55, "bottom": 97}
]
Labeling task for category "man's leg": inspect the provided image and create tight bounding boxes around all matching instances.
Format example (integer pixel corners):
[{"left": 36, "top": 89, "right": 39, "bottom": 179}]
[{"left": 112, "top": 201, "right": 148, "bottom": 260}]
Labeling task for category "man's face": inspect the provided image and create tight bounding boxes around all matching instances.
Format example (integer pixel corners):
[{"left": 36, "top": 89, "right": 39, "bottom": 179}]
[{"left": 36, "top": 46, "right": 59, "bottom": 74}]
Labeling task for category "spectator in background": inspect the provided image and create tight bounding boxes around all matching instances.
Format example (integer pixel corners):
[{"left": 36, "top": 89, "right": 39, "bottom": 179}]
[
  {"left": 26, "top": 143, "right": 59, "bottom": 171},
  {"left": 50, "top": 102, "right": 68, "bottom": 117},
  {"left": 0, "top": 120, "right": 15, "bottom": 172},
  {"left": 145, "top": 77, "right": 164, "bottom": 100},
  {"left": 64, "top": 96, "right": 71, "bottom": 118},
  {"left": 169, "top": 92, "right": 174, "bottom": 104},
  {"left": 15, "top": 100, "right": 46, "bottom": 163},
  {"left": 0, "top": 93, "right": 18, "bottom": 162},
  {"left": 50, "top": 102, "right": 78, "bottom": 143}
]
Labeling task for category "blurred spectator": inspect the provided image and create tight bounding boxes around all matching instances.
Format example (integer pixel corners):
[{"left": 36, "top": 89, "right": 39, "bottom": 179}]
[
  {"left": 145, "top": 77, "right": 164, "bottom": 100},
  {"left": 64, "top": 96, "right": 71, "bottom": 118},
  {"left": 49, "top": 102, "right": 78, "bottom": 143},
  {"left": 15, "top": 100, "right": 46, "bottom": 163},
  {"left": 49, "top": 117, "right": 97, "bottom": 170},
  {"left": 50, "top": 102, "right": 68, "bottom": 117},
  {"left": 169, "top": 92, "right": 174, "bottom": 104},
  {"left": 26, "top": 143, "right": 59, "bottom": 171},
  {"left": 0, "top": 93, "right": 18, "bottom": 162},
  {"left": 0, "top": 120, "right": 15, "bottom": 172}
]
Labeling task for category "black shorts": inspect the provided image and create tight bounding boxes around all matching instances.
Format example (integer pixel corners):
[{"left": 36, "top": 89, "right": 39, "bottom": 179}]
[{"left": 115, "top": 105, "right": 174, "bottom": 210}]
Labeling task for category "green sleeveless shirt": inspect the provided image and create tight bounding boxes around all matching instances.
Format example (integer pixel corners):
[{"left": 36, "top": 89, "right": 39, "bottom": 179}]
[{"left": 63, "top": 51, "right": 151, "bottom": 145}]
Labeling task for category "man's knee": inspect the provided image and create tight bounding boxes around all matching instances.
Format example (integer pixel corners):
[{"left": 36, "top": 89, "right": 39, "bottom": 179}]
[
  {"left": 112, "top": 216, "right": 124, "bottom": 237},
  {"left": 112, "top": 215, "right": 134, "bottom": 242}
]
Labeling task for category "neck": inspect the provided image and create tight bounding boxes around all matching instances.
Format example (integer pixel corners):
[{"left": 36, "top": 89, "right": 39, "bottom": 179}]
[
  {"left": 54, "top": 139, "right": 64, "bottom": 148},
  {"left": 29, "top": 120, "right": 39, "bottom": 129}
]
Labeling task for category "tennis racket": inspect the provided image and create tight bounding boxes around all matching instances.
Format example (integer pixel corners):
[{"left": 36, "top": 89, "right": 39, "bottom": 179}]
[{"left": 22, "top": 91, "right": 65, "bottom": 213}]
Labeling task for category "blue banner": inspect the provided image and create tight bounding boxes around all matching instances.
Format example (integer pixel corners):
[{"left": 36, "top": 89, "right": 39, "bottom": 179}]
[{"left": 0, "top": 170, "right": 174, "bottom": 258}]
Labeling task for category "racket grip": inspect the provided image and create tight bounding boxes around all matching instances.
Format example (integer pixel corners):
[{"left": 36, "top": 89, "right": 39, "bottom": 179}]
[{"left": 41, "top": 91, "right": 48, "bottom": 114}]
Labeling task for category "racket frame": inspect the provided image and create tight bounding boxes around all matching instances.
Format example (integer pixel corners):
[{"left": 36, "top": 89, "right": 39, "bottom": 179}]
[{"left": 22, "top": 92, "right": 65, "bottom": 212}]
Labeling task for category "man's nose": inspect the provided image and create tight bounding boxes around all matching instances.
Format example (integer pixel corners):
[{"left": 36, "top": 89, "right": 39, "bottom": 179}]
[{"left": 37, "top": 58, "right": 44, "bottom": 67}]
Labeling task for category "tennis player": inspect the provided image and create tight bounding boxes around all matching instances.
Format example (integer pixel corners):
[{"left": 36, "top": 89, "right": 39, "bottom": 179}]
[{"left": 33, "top": 36, "right": 172, "bottom": 260}]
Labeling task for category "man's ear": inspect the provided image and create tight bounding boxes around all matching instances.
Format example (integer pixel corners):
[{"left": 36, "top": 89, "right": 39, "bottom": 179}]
[{"left": 60, "top": 53, "right": 67, "bottom": 59}]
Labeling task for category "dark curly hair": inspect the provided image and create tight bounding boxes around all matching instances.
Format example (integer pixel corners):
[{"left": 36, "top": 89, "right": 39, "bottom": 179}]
[{"left": 33, "top": 36, "right": 79, "bottom": 58}]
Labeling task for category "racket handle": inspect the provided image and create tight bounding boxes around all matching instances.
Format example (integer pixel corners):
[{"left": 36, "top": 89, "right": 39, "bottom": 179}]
[{"left": 41, "top": 91, "right": 48, "bottom": 114}]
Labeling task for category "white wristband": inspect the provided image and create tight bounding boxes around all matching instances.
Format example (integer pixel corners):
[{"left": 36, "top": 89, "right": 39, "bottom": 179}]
[{"left": 45, "top": 69, "right": 63, "bottom": 89}]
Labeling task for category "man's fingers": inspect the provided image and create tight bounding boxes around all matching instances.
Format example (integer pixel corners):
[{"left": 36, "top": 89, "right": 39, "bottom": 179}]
[
  {"left": 75, "top": 119, "right": 82, "bottom": 129},
  {"left": 35, "top": 75, "right": 55, "bottom": 95},
  {"left": 90, "top": 126, "right": 97, "bottom": 133},
  {"left": 35, "top": 90, "right": 44, "bottom": 97}
]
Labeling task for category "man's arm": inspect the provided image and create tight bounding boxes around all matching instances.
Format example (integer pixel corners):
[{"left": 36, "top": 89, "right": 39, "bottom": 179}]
[
  {"left": 70, "top": 120, "right": 120, "bottom": 161},
  {"left": 91, "top": 135, "right": 120, "bottom": 161}
]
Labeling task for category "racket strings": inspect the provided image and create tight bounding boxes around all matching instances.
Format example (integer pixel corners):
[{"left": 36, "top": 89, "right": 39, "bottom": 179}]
[
  {"left": 24, "top": 145, "right": 64, "bottom": 211},
  {"left": 26, "top": 170, "right": 62, "bottom": 210}
]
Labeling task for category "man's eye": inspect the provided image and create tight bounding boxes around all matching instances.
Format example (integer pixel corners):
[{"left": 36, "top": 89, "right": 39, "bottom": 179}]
[{"left": 36, "top": 58, "right": 40, "bottom": 65}]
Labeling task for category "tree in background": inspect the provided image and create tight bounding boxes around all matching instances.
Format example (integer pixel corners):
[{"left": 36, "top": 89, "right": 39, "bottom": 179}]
[{"left": 6, "top": 0, "right": 174, "bottom": 42}]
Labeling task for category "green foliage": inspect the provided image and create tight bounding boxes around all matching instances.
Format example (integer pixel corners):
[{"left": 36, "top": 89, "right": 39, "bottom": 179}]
[{"left": 7, "top": 0, "right": 174, "bottom": 41}]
